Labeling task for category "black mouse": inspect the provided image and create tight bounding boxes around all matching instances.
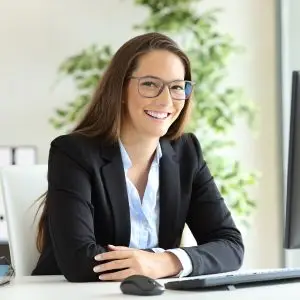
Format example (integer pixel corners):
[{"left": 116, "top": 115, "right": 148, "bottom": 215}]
[{"left": 120, "top": 274, "right": 165, "bottom": 296}]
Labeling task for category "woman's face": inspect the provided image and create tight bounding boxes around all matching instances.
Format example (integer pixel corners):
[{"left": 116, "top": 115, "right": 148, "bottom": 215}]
[{"left": 122, "top": 50, "right": 186, "bottom": 140}]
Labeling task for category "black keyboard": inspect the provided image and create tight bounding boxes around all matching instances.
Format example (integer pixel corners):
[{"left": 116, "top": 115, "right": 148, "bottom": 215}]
[{"left": 164, "top": 268, "right": 300, "bottom": 290}]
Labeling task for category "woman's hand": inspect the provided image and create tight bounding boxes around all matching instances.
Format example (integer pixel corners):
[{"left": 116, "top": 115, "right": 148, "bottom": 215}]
[{"left": 93, "top": 245, "right": 182, "bottom": 281}]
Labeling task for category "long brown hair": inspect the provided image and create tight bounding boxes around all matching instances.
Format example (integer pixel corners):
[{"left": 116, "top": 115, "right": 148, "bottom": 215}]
[{"left": 36, "top": 32, "right": 193, "bottom": 252}]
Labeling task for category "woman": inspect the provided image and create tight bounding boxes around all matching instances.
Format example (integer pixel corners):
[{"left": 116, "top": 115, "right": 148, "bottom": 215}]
[{"left": 32, "top": 32, "right": 244, "bottom": 282}]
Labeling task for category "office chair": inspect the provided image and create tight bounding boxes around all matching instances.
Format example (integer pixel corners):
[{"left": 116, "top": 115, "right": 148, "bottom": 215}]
[{"left": 0, "top": 165, "right": 47, "bottom": 276}]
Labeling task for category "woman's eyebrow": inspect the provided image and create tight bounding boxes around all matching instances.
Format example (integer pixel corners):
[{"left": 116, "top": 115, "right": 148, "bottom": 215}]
[{"left": 139, "top": 75, "right": 185, "bottom": 82}]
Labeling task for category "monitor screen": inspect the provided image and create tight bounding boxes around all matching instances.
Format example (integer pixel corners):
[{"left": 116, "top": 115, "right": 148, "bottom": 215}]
[
  {"left": 0, "top": 260, "right": 12, "bottom": 286},
  {"left": 0, "top": 265, "right": 9, "bottom": 277},
  {"left": 284, "top": 70, "right": 300, "bottom": 249}
]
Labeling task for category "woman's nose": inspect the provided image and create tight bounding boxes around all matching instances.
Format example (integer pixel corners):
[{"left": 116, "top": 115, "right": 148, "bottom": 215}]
[{"left": 155, "top": 86, "right": 173, "bottom": 106}]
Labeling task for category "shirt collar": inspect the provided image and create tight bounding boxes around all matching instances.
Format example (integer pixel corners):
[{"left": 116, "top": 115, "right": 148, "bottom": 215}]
[{"left": 118, "top": 140, "right": 162, "bottom": 171}]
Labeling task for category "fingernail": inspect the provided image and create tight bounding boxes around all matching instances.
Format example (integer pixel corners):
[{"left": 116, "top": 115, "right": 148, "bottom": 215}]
[
  {"left": 108, "top": 244, "right": 115, "bottom": 247},
  {"left": 93, "top": 266, "right": 100, "bottom": 272},
  {"left": 94, "top": 255, "right": 101, "bottom": 261}
]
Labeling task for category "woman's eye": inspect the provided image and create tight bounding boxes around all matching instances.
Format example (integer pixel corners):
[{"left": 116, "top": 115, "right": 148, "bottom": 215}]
[
  {"left": 142, "top": 81, "right": 155, "bottom": 86},
  {"left": 172, "top": 85, "right": 184, "bottom": 90},
  {"left": 141, "top": 81, "right": 159, "bottom": 88}
]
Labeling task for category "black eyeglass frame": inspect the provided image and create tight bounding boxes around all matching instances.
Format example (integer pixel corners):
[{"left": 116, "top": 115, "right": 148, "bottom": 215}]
[
  {"left": 129, "top": 75, "right": 195, "bottom": 100},
  {"left": 0, "top": 256, "right": 15, "bottom": 286}
]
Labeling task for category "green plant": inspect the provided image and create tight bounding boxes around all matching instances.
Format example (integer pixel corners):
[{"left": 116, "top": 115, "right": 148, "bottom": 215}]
[{"left": 50, "top": 0, "right": 258, "bottom": 224}]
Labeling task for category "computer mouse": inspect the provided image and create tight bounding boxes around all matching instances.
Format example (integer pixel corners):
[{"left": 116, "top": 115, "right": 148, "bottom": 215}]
[{"left": 120, "top": 274, "right": 165, "bottom": 296}]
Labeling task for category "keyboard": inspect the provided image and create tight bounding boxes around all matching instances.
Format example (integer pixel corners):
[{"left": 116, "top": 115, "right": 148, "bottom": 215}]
[{"left": 164, "top": 268, "right": 300, "bottom": 290}]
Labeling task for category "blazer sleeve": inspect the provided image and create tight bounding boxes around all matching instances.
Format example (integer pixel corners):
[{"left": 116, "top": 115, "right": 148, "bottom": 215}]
[
  {"left": 182, "top": 133, "right": 244, "bottom": 276},
  {"left": 46, "top": 135, "right": 106, "bottom": 282}
]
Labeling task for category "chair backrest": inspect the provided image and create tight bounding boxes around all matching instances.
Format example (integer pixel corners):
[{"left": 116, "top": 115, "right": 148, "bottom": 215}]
[{"left": 0, "top": 165, "right": 48, "bottom": 276}]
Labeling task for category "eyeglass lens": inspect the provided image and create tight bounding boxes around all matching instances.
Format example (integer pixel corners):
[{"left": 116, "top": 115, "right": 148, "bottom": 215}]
[{"left": 138, "top": 77, "right": 193, "bottom": 100}]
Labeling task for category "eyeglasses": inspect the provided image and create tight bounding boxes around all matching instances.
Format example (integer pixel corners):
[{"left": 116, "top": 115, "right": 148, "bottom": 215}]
[
  {"left": 0, "top": 256, "right": 14, "bottom": 286},
  {"left": 130, "top": 76, "right": 195, "bottom": 101}
]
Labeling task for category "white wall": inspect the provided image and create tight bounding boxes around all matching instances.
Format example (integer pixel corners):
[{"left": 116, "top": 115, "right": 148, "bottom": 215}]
[
  {"left": 0, "top": 0, "right": 282, "bottom": 269},
  {"left": 0, "top": 0, "right": 148, "bottom": 163},
  {"left": 280, "top": 0, "right": 300, "bottom": 267}
]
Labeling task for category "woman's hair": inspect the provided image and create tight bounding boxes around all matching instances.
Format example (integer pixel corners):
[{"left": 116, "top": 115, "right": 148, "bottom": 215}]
[{"left": 36, "top": 32, "right": 193, "bottom": 252}]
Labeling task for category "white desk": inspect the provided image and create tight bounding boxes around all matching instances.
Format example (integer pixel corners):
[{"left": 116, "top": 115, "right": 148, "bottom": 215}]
[{"left": 0, "top": 275, "right": 300, "bottom": 299}]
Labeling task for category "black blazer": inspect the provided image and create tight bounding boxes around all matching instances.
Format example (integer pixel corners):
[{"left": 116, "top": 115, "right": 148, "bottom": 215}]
[{"left": 32, "top": 132, "right": 244, "bottom": 282}]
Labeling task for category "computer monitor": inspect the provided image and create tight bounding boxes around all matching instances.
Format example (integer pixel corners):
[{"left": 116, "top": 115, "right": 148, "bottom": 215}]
[{"left": 284, "top": 70, "right": 300, "bottom": 249}]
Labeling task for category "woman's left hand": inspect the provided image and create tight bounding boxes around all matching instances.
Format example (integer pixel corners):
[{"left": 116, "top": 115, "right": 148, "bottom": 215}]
[{"left": 93, "top": 245, "right": 182, "bottom": 281}]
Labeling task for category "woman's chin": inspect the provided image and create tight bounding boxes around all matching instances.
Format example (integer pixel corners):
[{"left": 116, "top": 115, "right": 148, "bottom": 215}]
[{"left": 144, "top": 127, "right": 169, "bottom": 139}]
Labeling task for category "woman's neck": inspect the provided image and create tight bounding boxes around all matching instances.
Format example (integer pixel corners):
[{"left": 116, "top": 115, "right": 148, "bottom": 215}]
[{"left": 119, "top": 133, "right": 159, "bottom": 166}]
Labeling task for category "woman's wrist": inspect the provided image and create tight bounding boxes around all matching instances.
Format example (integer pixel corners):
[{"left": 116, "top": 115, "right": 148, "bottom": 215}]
[{"left": 156, "top": 252, "right": 183, "bottom": 278}]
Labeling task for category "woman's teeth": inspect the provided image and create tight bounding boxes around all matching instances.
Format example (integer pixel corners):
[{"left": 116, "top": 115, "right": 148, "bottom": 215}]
[{"left": 145, "top": 110, "right": 169, "bottom": 119}]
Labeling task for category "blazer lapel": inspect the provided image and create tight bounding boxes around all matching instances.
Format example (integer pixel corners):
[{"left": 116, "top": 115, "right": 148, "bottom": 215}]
[
  {"left": 100, "top": 142, "right": 131, "bottom": 246},
  {"left": 158, "top": 139, "right": 181, "bottom": 249}
]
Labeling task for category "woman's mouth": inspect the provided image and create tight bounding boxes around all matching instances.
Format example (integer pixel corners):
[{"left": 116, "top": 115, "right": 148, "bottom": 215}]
[{"left": 144, "top": 110, "right": 171, "bottom": 120}]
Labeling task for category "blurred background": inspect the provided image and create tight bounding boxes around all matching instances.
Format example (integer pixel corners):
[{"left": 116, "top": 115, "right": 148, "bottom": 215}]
[{"left": 0, "top": 0, "right": 299, "bottom": 271}]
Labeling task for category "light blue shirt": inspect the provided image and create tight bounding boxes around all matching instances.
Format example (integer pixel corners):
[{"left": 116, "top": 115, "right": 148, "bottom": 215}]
[{"left": 119, "top": 140, "right": 192, "bottom": 277}]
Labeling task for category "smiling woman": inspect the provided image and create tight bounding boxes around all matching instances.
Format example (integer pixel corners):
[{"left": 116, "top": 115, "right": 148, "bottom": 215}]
[{"left": 32, "top": 32, "right": 244, "bottom": 282}]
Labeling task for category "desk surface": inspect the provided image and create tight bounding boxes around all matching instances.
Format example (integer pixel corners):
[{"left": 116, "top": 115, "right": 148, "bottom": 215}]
[{"left": 1, "top": 275, "right": 300, "bottom": 300}]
